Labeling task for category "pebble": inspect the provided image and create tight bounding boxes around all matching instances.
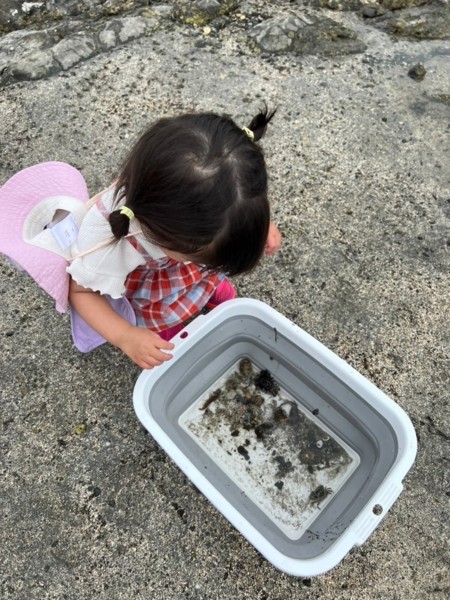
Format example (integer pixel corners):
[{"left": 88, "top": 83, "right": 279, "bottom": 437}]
[
  {"left": 361, "top": 4, "right": 386, "bottom": 19},
  {"left": 408, "top": 62, "right": 427, "bottom": 81},
  {"left": 195, "top": 0, "right": 222, "bottom": 17}
]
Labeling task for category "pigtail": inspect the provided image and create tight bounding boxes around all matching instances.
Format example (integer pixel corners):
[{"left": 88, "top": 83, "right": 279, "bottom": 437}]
[
  {"left": 247, "top": 103, "right": 277, "bottom": 142},
  {"left": 109, "top": 207, "right": 132, "bottom": 240}
]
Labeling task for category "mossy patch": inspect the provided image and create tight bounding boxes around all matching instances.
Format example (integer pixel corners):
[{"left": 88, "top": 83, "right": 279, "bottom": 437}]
[
  {"left": 174, "top": 0, "right": 240, "bottom": 28},
  {"left": 74, "top": 423, "right": 87, "bottom": 436}
]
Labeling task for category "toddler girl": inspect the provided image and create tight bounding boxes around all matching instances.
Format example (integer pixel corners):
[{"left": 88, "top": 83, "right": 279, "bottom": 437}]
[{"left": 69, "top": 107, "right": 281, "bottom": 368}]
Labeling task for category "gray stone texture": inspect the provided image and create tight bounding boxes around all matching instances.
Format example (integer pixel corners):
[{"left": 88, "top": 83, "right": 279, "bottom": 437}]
[
  {"left": 0, "top": 1, "right": 449, "bottom": 599},
  {"left": 1, "top": 1, "right": 449, "bottom": 87},
  {"left": 0, "top": 13, "right": 160, "bottom": 86},
  {"left": 52, "top": 33, "right": 97, "bottom": 71},
  {"left": 249, "top": 13, "right": 367, "bottom": 56}
]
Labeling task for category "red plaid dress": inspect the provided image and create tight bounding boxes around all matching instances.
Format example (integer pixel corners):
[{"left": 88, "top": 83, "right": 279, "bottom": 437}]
[{"left": 97, "top": 197, "right": 223, "bottom": 333}]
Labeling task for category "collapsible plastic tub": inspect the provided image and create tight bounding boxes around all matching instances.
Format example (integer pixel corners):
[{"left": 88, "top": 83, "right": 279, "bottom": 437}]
[{"left": 133, "top": 299, "right": 417, "bottom": 576}]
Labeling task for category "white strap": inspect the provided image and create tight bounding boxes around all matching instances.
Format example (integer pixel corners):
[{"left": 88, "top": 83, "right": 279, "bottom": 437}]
[{"left": 67, "top": 230, "right": 143, "bottom": 262}]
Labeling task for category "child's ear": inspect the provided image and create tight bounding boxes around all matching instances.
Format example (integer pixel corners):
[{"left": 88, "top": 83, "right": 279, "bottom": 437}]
[{"left": 248, "top": 104, "right": 277, "bottom": 142}]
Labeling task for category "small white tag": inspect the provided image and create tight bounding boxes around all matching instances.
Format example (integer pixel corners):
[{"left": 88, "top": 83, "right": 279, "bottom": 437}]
[{"left": 49, "top": 213, "right": 80, "bottom": 250}]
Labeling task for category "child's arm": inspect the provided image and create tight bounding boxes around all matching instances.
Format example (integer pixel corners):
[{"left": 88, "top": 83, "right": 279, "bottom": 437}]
[
  {"left": 265, "top": 222, "right": 282, "bottom": 255},
  {"left": 69, "top": 279, "right": 174, "bottom": 369}
]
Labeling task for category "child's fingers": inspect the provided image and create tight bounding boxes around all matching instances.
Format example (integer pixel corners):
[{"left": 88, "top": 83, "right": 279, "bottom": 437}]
[
  {"left": 137, "top": 352, "right": 172, "bottom": 370},
  {"left": 156, "top": 338, "right": 175, "bottom": 351},
  {"left": 137, "top": 360, "right": 155, "bottom": 370},
  {"left": 153, "top": 348, "right": 173, "bottom": 362},
  {"left": 139, "top": 347, "right": 173, "bottom": 369},
  {"left": 121, "top": 328, "right": 175, "bottom": 368}
]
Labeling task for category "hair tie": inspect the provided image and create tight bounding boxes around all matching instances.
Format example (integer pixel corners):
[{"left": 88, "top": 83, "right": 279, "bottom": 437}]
[
  {"left": 242, "top": 127, "right": 255, "bottom": 141},
  {"left": 120, "top": 206, "right": 135, "bottom": 220}
]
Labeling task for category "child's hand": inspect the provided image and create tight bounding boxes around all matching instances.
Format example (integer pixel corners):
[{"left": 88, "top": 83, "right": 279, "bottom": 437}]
[
  {"left": 117, "top": 325, "right": 175, "bottom": 369},
  {"left": 265, "top": 222, "right": 282, "bottom": 255}
]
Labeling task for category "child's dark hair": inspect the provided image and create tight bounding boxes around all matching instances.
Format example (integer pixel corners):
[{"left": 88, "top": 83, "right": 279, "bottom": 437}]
[{"left": 109, "top": 106, "right": 276, "bottom": 276}]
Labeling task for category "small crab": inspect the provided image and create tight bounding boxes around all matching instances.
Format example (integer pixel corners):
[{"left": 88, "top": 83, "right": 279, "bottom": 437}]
[
  {"left": 238, "top": 358, "right": 254, "bottom": 379},
  {"left": 273, "top": 405, "right": 289, "bottom": 424},
  {"left": 309, "top": 485, "right": 333, "bottom": 508}
]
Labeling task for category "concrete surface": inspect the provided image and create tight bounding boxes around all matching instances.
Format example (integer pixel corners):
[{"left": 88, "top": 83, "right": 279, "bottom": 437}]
[{"left": 0, "top": 2, "right": 449, "bottom": 599}]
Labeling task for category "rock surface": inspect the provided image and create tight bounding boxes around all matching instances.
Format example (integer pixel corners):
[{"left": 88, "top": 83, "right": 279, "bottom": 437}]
[
  {"left": 249, "top": 13, "right": 367, "bottom": 56},
  {"left": 374, "top": 4, "right": 450, "bottom": 39},
  {"left": 0, "top": 1, "right": 449, "bottom": 86},
  {"left": 0, "top": 1, "right": 449, "bottom": 599}
]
